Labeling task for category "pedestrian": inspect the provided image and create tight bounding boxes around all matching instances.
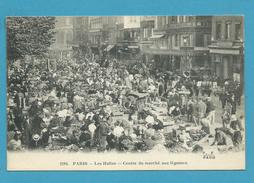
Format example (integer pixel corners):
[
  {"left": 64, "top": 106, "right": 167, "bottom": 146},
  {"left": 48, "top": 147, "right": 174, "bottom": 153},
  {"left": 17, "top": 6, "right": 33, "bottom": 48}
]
[
  {"left": 222, "top": 110, "right": 231, "bottom": 128},
  {"left": 198, "top": 98, "right": 206, "bottom": 119},
  {"left": 206, "top": 97, "right": 216, "bottom": 125},
  {"left": 97, "top": 118, "right": 109, "bottom": 152},
  {"left": 8, "top": 131, "right": 22, "bottom": 151},
  {"left": 187, "top": 98, "right": 194, "bottom": 122}
]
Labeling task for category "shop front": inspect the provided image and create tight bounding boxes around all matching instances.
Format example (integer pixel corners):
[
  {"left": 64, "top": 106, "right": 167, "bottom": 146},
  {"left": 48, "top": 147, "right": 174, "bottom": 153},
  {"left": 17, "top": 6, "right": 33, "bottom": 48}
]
[
  {"left": 209, "top": 46, "right": 243, "bottom": 81},
  {"left": 142, "top": 47, "right": 209, "bottom": 74}
]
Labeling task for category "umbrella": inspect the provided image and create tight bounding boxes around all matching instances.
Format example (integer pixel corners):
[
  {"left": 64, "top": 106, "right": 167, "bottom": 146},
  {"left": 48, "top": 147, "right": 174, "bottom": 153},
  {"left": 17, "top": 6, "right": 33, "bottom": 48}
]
[
  {"left": 47, "top": 96, "right": 58, "bottom": 102},
  {"left": 145, "top": 115, "right": 155, "bottom": 124},
  {"left": 165, "top": 71, "right": 173, "bottom": 75},
  {"left": 128, "top": 91, "right": 148, "bottom": 99},
  {"left": 183, "top": 71, "right": 190, "bottom": 78},
  {"left": 57, "top": 109, "right": 72, "bottom": 118},
  {"left": 134, "top": 74, "right": 142, "bottom": 78}
]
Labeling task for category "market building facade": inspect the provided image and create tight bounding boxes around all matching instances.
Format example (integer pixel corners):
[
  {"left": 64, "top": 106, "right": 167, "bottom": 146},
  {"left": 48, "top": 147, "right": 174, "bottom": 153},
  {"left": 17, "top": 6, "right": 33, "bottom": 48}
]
[
  {"left": 70, "top": 16, "right": 244, "bottom": 81},
  {"left": 139, "top": 16, "right": 156, "bottom": 63},
  {"left": 142, "top": 16, "right": 212, "bottom": 74},
  {"left": 49, "top": 17, "right": 74, "bottom": 70},
  {"left": 50, "top": 17, "right": 74, "bottom": 58},
  {"left": 115, "top": 16, "right": 141, "bottom": 62},
  {"left": 73, "top": 17, "right": 89, "bottom": 47},
  {"left": 208, "top": 16, "right": 244, "bottom": 82}
]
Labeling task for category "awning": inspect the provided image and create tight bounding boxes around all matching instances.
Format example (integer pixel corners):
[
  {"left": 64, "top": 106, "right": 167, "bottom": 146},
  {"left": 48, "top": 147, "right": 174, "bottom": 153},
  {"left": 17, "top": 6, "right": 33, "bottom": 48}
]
[
  {"left": 150, "top": 34, "right": 165, "bottom": 39},
  {"left": 89, "top": 29, "right": 101, "bottom": 33},
  {"left": 128, "top": 91, "right": 149, "bottom": 99},
  {"left": 128, "top": 45, "right": 139, "bottom": 49},
  {"left": 142, "top": 47, "right": 209, "bottom": 56},
  {"left": 104, "top": 45, "right": 115, "bottom": 52},
  {"left": 209, "top": 48, "right": 241, "bottom": 55}
]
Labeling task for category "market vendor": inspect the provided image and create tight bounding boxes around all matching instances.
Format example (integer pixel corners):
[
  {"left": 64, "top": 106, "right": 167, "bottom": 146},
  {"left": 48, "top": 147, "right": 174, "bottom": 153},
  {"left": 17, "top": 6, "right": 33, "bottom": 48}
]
[
  {"left": 97, "top": 118, "right": 110, "bottom": 151},
  {"left": 211, "top": 128, "right": 234, "bottom": 149},
  {"left": 7, "top": 131, "right": 22, "bottom": 151},
  {"left": 7, "top": 49, "right": 244, "bottom": 154}
]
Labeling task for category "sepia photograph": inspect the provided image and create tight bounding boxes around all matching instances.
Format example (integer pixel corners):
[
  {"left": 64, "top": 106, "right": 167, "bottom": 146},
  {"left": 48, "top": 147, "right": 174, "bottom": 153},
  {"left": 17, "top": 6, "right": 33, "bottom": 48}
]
[{"left": 6, "top": 16, "right": 245, "bottom": 170}]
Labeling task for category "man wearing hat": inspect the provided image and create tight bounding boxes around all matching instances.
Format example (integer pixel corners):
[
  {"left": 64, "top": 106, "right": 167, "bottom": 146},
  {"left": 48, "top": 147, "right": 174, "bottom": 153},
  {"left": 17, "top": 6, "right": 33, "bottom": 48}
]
[
  {"left": 8, "top": 130, "right": 22, "bottom": 151},
  {"left": 222, "top": 110, "right": 231, "bottom": 128},
  {"left": 230, "top": 115, "right": 244, "bottom": 147},
  {"left": 230, "top": 115, "right": 244, "bottom": 131},
  {"left": 211, "top": 128, "right": 234, "bottom": 149},
  {"left": 13, "top": 107, "right": 25, "bottom": 132},
  {"left": 97, "top": 118, "right": 110, "bottom": 152},
  {"left": 177, "top": 128, "right": 191, "bottom": 151}
]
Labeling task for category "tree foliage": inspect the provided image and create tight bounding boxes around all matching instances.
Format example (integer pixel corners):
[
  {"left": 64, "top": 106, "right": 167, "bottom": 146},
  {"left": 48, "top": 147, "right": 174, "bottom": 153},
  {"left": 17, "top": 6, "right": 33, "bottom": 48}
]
[{"left": 7, "top": 17, "right": 56, "bottom": 61}]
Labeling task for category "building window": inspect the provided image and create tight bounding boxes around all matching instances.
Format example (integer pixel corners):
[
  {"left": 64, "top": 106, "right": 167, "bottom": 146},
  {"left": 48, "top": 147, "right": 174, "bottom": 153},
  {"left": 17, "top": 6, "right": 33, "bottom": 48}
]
[
  {"left": 166, "top": 17, "right": 169, "bottom": 25},
  {"left": 168, "top": 36, "right": 171, "bottom": 48},
  {"left": 225, "top": 22, "right": 231, "bottom": 40},
  {"left": 175, "top": 34, "right": 178, "bottom": 47},
  {"left": 204, "top": 34, "right": 211, "bottom": 47},
  {"left": 216, "top": 23, "right": 222, "bottom": 40},
  {"left": 185, "top": 16, "right": 192, "bottom": 22},
  {"left": 233, "top": 56, "right": 239, "bottom": 73},
  {"left": 57, "top": 31, "right": 64, "bottom": 45},
  {"left": 188, "top": 16, "right": 194, "bottom": 22},
  {"left": 162, "top": 16, "right": 166, "bottom": 26},
  {"left": 196, "top": 33, "right": 204, "bottom": 47},
  {"left": 183, "top": 16, "right": 186, "bottom": 23},
  {"left": 171, "top": 17, "right": 177, "bottom": 23},
  {"left": 162, "top": 38, "right": 167, "bottom": 48},
  {"left": 179, "top": 16, "right": 183, "bottom": 23},
  {"left": 66, "top": 17, "right": 71, "bottom": 25},
  {"left": 177, "top": 16, "right": 180, "bottom": 23},
  {"left": 235, "top": 23, "right": 241, "bottom": 40},
  {"left": 182, "top": 35, "right": 190, "bottom": 46}
]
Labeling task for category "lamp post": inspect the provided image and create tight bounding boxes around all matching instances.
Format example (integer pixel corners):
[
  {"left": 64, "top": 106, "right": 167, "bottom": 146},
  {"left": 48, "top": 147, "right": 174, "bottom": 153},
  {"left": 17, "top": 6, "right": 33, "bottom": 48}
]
[
  {"left": 181, "top": 37, "right": 192, "bottom": 72},
  {"left": 115, "top": 22, "right": 119, "bottom": 59}
]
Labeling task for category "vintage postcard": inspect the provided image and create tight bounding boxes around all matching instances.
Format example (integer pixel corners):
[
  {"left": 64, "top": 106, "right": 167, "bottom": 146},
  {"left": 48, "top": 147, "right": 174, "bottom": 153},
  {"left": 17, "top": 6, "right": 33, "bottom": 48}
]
[{"left": 6, "top": 16, "right": 245, "bottom": 170}]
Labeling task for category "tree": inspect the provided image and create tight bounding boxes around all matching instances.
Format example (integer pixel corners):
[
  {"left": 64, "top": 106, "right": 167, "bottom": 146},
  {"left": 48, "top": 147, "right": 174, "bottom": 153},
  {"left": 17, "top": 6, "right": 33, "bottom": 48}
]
[{"left": 7, "top": 17, "right": 56, "bottom": 61}]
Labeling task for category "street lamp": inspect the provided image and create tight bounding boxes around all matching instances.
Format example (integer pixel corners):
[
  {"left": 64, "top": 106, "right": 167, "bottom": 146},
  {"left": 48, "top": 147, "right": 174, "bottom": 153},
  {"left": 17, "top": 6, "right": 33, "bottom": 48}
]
[
  {"left": 115, "top": 22, "right": 119, "bottom": 59},
  {"left": 183, "top": 37, "right": 189, "bottom": 71},
  {"left": 181, "top": 36, "right": 193, "bottom": 72}
]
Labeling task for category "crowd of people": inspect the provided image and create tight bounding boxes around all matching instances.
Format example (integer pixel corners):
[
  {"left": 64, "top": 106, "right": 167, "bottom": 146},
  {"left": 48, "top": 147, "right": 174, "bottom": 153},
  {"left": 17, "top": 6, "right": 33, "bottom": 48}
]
[{"left": 7, "top": 52, "right": 244, "bottom": 153}]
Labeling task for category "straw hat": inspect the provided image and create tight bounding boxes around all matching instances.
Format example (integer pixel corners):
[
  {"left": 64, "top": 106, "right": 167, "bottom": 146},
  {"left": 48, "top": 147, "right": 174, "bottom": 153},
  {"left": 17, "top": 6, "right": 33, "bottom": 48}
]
[{"left": 32, "top": 134, "right": 40, "bottom": 142}]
